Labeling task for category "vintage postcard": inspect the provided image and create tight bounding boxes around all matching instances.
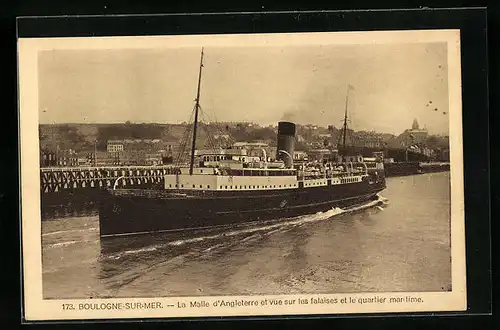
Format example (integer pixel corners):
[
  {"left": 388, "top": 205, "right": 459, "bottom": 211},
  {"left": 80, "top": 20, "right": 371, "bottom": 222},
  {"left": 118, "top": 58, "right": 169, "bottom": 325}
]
[{"left": 18, "top": 29, "right": 465, "bottom": 321}]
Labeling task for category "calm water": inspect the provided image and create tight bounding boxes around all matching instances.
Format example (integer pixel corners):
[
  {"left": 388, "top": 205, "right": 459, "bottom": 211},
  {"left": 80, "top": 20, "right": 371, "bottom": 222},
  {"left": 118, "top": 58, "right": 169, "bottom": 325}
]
[{"left": 42, "top": 172, "right": 451, "bottom": 299}]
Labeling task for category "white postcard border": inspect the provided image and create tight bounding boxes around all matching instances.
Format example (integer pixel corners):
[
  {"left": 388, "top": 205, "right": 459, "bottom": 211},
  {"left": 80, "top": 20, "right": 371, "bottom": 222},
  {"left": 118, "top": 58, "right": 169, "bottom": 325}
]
[{"left": 18, "top": 29, "right": 466, "bottom": 321}]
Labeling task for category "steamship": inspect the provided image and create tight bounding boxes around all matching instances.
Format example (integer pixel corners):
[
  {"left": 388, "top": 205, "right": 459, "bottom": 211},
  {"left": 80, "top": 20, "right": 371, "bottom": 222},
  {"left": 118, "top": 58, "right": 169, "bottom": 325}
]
[{"left": 98, "top": 48, "right": 387, "bottom": 238}]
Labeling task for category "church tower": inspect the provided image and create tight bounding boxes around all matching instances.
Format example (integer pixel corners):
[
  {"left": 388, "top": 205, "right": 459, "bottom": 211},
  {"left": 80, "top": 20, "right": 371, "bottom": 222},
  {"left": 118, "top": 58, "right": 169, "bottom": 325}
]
[{"left": 412, "top": 118, "right": 419, "bottom": 130}]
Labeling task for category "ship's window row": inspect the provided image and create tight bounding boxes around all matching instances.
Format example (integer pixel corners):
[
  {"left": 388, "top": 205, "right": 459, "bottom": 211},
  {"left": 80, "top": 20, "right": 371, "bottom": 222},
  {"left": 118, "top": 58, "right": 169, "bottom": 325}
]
[
  {"left": 304, "top": 181, "right": 327, "bottom": 186},
  {"left": 218, "top": 184, "right": 297, "bottom": 189},
  {"left": 341, "top": 177, "right": 360, "bottom": 183},
  {"left": 168, "top": 183, "right": 299, "bottom": 190},
  {"left": 169, "top": 184, "right": 212, "bottom": 189},
  {"left": 203, "top": 155, "right": 230, "bottom": 161}
]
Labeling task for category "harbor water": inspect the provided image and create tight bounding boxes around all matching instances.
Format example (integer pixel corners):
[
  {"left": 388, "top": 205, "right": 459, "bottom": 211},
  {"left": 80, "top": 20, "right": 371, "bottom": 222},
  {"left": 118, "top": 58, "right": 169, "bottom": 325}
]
[{"left": 42, "top": 172, "right": 451, "bottom": 299}]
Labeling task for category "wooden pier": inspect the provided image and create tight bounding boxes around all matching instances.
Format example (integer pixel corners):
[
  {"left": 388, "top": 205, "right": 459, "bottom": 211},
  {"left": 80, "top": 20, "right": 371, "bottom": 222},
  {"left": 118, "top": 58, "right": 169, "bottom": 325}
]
[{"left": 40, "top": 165, "right": 176, "bottom": 193}]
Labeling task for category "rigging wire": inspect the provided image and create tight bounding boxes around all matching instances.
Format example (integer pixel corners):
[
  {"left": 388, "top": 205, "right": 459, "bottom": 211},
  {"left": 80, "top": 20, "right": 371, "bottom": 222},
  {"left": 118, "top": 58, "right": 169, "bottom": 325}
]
[
  {"left": 199, "top": 108, "right": 216, "bottom": 151},
  {"left": 199, "top": 106, "right": 237, "bottom": 148},
  {"left": 199, "top": 107, "right": 223, "bottom": 153},
  {"left": 174, "top": 105, "right": 195, "bottom": 167},
  {"left": 201, "top": 108, "right": 224, "bottom": 150}
]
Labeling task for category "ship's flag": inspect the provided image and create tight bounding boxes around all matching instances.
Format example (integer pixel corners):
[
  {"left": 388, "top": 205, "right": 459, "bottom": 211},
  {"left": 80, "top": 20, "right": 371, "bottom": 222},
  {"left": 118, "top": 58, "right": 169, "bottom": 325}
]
[{"left": 348, "top": 84, "right": 355, "bottom": 91}]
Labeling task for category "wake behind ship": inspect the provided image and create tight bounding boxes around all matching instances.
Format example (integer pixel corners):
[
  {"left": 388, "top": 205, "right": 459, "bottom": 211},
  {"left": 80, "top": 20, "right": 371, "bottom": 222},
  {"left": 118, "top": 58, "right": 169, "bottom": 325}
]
[{"left": 98, "top": 49, "right": 387, "bottom": 238}]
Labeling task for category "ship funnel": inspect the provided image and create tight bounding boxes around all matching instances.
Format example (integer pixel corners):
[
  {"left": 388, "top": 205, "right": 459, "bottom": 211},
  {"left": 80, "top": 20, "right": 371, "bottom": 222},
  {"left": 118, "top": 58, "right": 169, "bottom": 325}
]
[{"left": 276, "top": 121, "right": 296, "bottom": 168}]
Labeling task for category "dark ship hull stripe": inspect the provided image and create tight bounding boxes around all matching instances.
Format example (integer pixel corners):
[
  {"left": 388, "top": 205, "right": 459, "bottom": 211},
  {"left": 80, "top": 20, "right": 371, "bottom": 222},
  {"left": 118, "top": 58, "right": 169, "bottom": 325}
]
[
  {"left": 99, "top": 181, "right": 386, "bottom": 237},
  {"left": 215, "top": 192, "right": 379, "bottom": 214}
]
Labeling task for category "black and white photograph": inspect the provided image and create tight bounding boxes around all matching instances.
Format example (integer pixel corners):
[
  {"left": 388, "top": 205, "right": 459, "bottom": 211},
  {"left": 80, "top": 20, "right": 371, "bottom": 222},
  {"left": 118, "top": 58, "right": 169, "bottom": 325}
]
[{"left": 18, "top": 30, "right": 466, "bottom": 320}]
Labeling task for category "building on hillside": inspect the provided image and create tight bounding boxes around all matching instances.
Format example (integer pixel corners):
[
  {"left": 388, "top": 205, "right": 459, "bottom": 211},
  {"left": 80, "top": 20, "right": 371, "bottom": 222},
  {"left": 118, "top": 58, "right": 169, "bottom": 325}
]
[
  {"left": 40, "top": 148, "right": 79, "bottom": 167},
  {"left": 76, "top": 151, "right": 96, "bottom": 167},
  {"left": 397, "top": 118, "right": 429, "bottom": 147},
  {"left": 40, "top": 149, "right": 58, "bottom": 167},
  {"left": 77, "top": 158, "right": 90, "bottom": 167},
  {"left": 352, "top": 131, "right": 384, "bottom": 148},
  {"left": 56, "top": 149, "right": 78, "bottom": 167},
  {"left": 107, "top": 140, "right": 124, "bottom": 153},
  {"left": 145, "top": 153, "right": 163, "bottom": 165},
  {"left": 106, "top": 139, "right": 179, "bottom": 164},
  {"left": 293, "top": 151, "right": 309, "bottom": 161}
]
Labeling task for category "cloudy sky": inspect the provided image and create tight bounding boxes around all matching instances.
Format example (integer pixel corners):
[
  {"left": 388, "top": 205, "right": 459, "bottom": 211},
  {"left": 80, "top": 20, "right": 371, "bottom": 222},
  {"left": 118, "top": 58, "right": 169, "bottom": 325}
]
[{"left": 38, "top": 42, "right": 449, "bottom": 135}]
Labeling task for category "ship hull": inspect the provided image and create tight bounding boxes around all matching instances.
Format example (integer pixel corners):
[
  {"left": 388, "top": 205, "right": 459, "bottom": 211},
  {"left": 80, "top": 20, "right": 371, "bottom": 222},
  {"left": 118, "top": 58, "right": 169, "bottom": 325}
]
[{"left": 99, "top": 180, "right": 386, "bottom": 237}]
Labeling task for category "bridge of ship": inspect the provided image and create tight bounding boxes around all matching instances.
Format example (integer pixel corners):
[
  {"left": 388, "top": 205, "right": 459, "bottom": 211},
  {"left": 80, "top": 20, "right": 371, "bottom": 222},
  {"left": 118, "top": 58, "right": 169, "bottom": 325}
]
[{"left": 40, "top": 166, "right": 176, "bottom": 193}]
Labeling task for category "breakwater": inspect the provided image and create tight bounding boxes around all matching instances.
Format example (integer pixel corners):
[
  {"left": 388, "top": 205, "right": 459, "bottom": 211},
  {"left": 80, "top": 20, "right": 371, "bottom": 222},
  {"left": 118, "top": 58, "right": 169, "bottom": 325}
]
[{"left": 384, "top": 162, "right": 450, "bottom": 177}]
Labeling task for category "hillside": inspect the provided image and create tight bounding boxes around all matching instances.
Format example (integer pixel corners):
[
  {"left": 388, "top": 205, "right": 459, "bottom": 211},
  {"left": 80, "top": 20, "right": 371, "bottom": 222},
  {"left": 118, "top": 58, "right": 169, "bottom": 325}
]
[
  {"left": 39, "top": 122, "right": 449, "bottom": 154},
  {"left": 39, "top": 123, "right": 279, "bottom": 151}
]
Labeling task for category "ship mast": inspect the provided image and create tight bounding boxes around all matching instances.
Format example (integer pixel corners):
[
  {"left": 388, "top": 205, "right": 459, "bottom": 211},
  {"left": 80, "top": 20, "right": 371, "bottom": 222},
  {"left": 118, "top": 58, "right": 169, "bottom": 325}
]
[
  {"left": 338, "top": 84, "right": 354, "bottom": 155},
  {"left": 341, "top": 85, "right": 349, "bottom": 151},
  {"left": 189, "top": 47, "right": 204, "bottom": 175}
]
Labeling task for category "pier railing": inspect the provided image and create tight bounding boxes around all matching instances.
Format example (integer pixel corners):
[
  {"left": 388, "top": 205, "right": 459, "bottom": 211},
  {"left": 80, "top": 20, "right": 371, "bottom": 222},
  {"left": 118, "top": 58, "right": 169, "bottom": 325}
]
[{"left": 40, "top": 165, "right": 176, "bottom": 193}]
